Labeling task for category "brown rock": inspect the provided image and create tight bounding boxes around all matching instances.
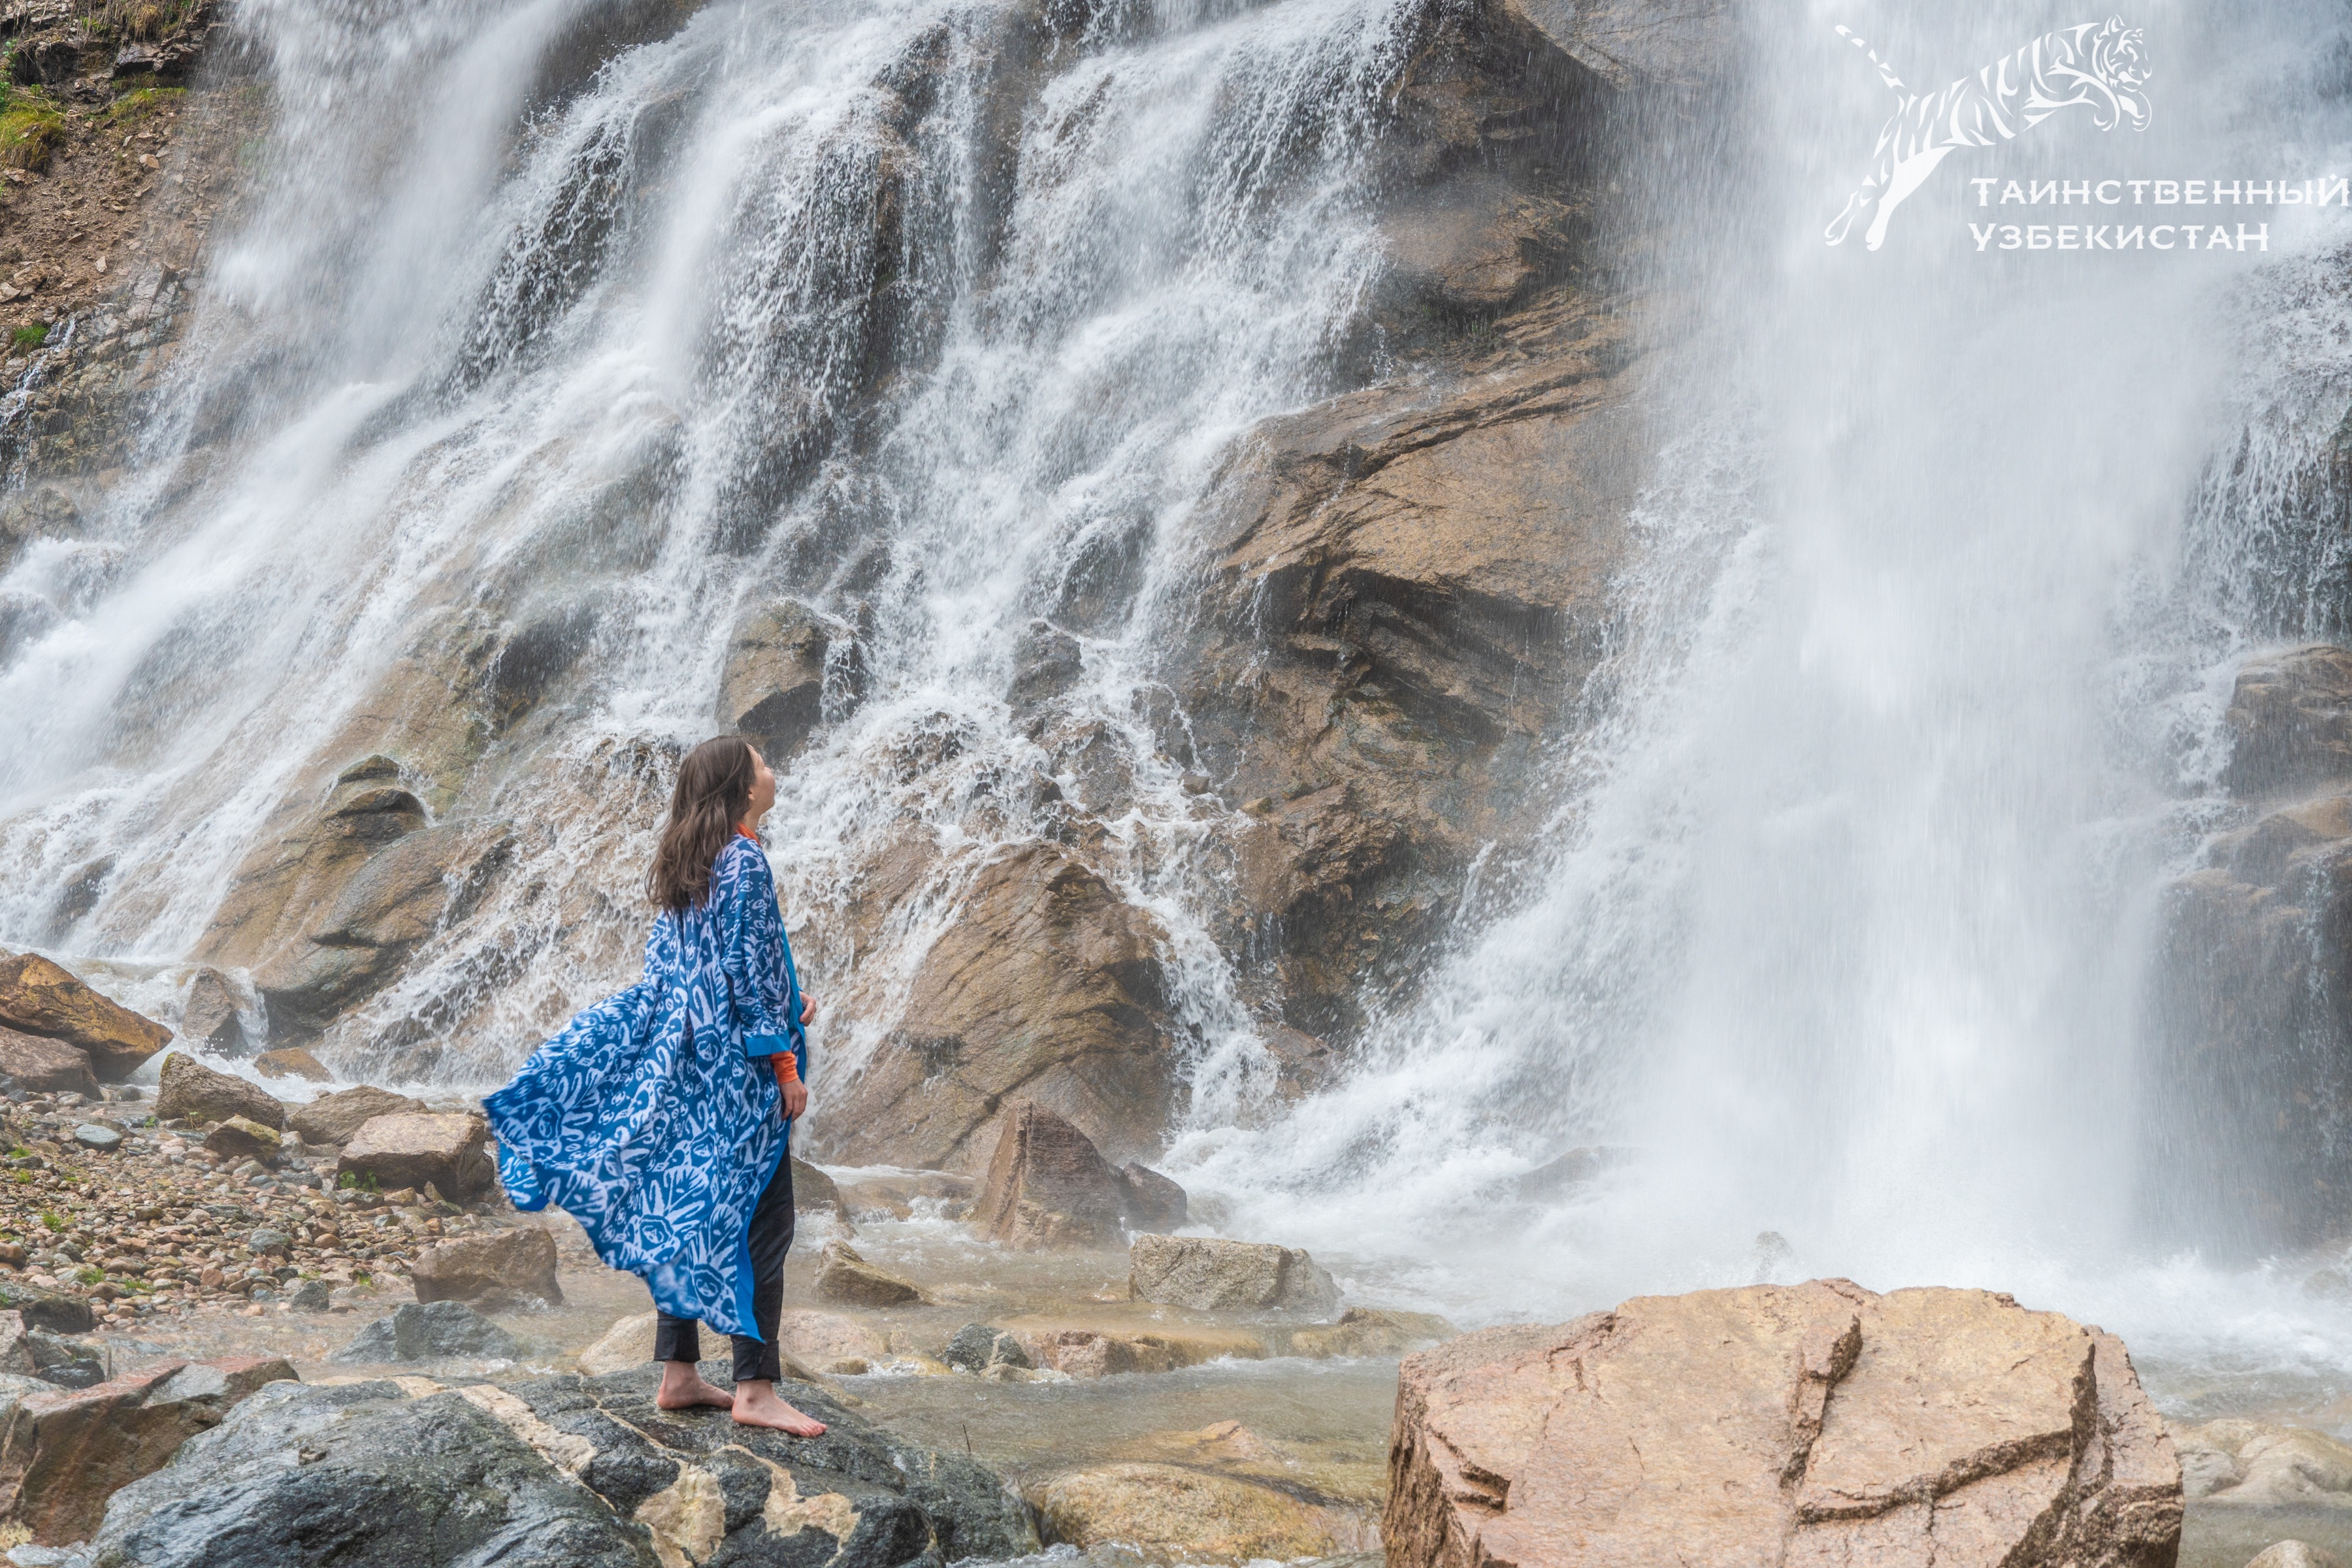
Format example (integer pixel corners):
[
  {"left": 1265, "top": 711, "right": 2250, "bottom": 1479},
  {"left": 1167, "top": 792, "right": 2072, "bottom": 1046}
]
[
  {"left": 196, "top": 757, "right": 512, "bottom": 1041},
  {"left": 2223, "top": 645, "right": 2352, "bottom": 800},
  {"left": 718, "top": 599, "right": 857, "bottom": 762},
  {"left": 1009, "top": 1321, "right": 1266, "bottom": 1379},
  {"left": 811, "top": 1241, "right": 925, "bottom": 1308},
  {"left": 0, "top": 1028, "right": 95, "bottom": 1098},
  {"left": 790, "top": 1156, "right": 843, "bottom": 1214},
  {"left": 0, "top": 1354, "right": 297, "bottom": 1543},
  {"left": 973, "top": 1100, "right": 1128, "bottom": 1250},
  {"left": 2248, "top": 1545, "right": 2347, "bottom": 1568},
  {"left": 203, "top": 1115, "right": 280, "bottom": 1161},
  {"left": 178, "top": 966, "right": 247, "bottom": 1054},
  {"left": 290, "top": 1084, "right": 431, "bottom": 1146},
  {"left": 339, "top": 1112, "right": 495, "bottom": 1201},
  {"left": 1175, "top": 304, "right": 1644, "bottom": 1045},
  {"left": 155, "top": 1051, "right": 286, "bottom": 1130},
  {"left": 1382, "top": 1280, "right": 2182, "bottom": 1568},
  {"left": 2174, "top": 1419, "right": 2352, "bottom": 1509},
  {"left": 0, "top": 1313, "right": 32, "bottom": 1378},
  {"left": 1285, "top": 1307, "right": 1454, "bottom": 1359},
  {"left": 1029, "top": 1463, "right": 1347, "bottom": 1563},
  {"left": 1116, "top": 1163, "right": 1187, "bottom": 1231},
  {"left": 0, "top": 953, "right": 171, "bottom": 1081},
  {"left": 816, "top": 845, "right": 1177, "bottom": 1171},
  {"left": 775, "top": 1310, "right": 890, "bottom": 1368},
  {"left": 253, "top": 1046, "right": 331, "bottom": 1083},
  {"left": 1129, "top": 1233, "right": 1339, "bottom": 1315},
  {"left": 411, "top": 1227, "right": 561, "bottom": 1311}
]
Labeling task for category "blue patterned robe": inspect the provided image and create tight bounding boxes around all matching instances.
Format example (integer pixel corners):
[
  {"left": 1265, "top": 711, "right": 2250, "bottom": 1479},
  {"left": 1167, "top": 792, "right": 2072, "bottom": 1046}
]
[{"left": 486, "top": 834, "right": 806, "bottom": 1338}]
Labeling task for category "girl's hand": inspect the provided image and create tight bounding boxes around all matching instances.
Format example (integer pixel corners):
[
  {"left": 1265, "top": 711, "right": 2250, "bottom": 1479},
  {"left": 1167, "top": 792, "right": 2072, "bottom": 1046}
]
[
  {"left": 800, "top": 994, "right": 815, "bottom": 1026},
  {"left": 781, "top": 1076, "right": 808, "bottom": 1120}
]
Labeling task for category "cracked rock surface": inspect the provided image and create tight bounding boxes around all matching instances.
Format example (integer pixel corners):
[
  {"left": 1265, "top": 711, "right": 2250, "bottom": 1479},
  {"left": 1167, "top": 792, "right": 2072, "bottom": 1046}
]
[{"left": 1383, "top": 1279, "right": 2183, "bottom": 1568}]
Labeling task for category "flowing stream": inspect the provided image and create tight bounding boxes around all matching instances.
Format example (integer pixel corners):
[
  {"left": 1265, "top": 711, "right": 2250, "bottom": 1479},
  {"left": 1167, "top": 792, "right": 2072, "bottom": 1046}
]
[{"left": 4, "top": 0, "right": 2352, "bottom": 1463}]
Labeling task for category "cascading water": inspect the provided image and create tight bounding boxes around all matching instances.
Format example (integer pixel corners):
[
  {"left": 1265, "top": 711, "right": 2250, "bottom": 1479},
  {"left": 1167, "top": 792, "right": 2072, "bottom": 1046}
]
[
  {"left": 1181, "top": 0, "right": 2352, "bottom": 1403},
  {"left": 0, "top": 0, "right": 1424, "bottom": 1098},
  {"left": 3, "top": 0, "right": 2352, "bottom": 1427}
]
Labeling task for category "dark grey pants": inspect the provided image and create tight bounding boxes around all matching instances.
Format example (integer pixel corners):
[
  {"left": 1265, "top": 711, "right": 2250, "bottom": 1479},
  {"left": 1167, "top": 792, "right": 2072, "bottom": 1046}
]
[{"left": 655, "top": 1152, "right": 794, "bottom": 1383}]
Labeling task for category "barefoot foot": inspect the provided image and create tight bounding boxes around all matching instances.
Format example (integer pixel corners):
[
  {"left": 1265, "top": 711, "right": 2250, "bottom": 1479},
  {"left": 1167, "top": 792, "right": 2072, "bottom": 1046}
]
[
  {"left": 655, "top": 1364, "right": 736, "bottom": 1412},
  {"left": 733, "top": 1380, "right": 826, "bottom": 1437}
]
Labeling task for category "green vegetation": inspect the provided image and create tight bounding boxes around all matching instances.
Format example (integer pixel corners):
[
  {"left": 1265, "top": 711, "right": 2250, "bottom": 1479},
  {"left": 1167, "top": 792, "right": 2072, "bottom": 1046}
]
[
  {"left": 37, "top": 1211, "right": 62, "bottom": 1231},
  {"left": 103, "top": 85, "right": 184, "bottom": 128},
  {"left": 11, "top": 325, "right": 47, "bottom": 351},
  {"left": 0, "top": 90, "right": 66, "bottom": 173},
  {"left": 337, "top": 1170, "right": 380, "bottom": 1192},
  {"left": 73, "top": 1266, "right": 101, "bottom": 1285}
]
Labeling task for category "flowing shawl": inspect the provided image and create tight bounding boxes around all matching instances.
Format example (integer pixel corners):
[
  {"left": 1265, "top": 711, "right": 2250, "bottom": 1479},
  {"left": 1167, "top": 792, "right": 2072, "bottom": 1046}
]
[{"left": 485, "top": 834, "right": 806, "bottom": 1337}]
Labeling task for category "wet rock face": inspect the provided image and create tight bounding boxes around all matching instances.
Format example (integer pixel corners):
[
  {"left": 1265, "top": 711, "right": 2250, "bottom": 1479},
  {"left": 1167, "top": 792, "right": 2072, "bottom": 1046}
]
[
  {"left": 89, "top": 1369, "right": 1039, "bottom": 1568},
  {"left": 1173, "top": 307, "right": 1644, "bottom": 1041},
  {"left": 2149, "top": 644, "right": 2352, "bottom": 1249},
  {"left": 817, "top": 845, "right": 1177, "bottom": 1171},
  {"left": 1382, "top": 1281, "right": 2181, "bottom": 1568},
  {"left": 720, "top": 598, "right": 861, "bottom": 762},
  {"left": 0, "top": 1352, "right": 294, "bottom": 1545},
  {"left": 194, "top": 757, "right": 513, "bottom": 1041}
]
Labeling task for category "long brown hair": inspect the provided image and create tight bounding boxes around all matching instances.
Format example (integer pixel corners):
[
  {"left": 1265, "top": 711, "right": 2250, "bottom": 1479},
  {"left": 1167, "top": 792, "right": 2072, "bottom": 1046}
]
[{"left": 649, "top": 736, "right": 757, "bottom": 914}]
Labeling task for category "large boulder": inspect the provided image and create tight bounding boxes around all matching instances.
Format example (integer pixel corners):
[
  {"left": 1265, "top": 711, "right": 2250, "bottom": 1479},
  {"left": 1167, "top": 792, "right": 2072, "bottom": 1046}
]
[
  {"left": 178, "top": 966, "right": 249, "bottom": 1055},
  {"left": 2174, "top": 1418, "right": 2352, "bottom": 1509},
  {"left": 331, "top": 1301, "right": 523, "bottom": 1364},
  {"left": 339, "top": 1111, "right": 495, "bottom": 1200},
  {"left": 0, "top": 1354, "right": 295, "bottom": 1544},
  {"left": 289, "top": 1083, "right": 431, "bottom": 1146},
  {"left": 791, "top": 1156, "right": 845, "bottom": 1215},
  {"left": 813, "top": 1241, "right": 926, "bottom": 1308},
  {"left": 0, "top": 1284, "right": 94, "bottom": 1335},
  {"left": 973, "top": 1100, "right": 1128, "bottom": 1250},
  {"left": 87, "top": 1367, "right": 1039, "bottom": 1567},
  {"left": 0, "top": 953, "right": 171, "bottom": 1080},
  {"left": 155, "top": 1051, "right": 286, "bottom": 1130},
  {"left": 1382, "top": 1280, "right": 2182, "bottom": 1568},
  {"left": 1128, "top": 1234, "right": 1339, "bottom": 1316},
  {"left": 0, "top": 1028, "right": 96, "bottom": 1097},
  {"left": 411, "top": 1227, "right": 563, "bottom": 1311},
  {"left": 814, "top": 844, "right": 1179, "bottom": 1171}
]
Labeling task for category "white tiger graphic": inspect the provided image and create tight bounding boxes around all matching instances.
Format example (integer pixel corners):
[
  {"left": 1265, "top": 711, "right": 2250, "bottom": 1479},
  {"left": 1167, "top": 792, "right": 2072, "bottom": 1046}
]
[{"left": 1826, "top": 18, "right": 2152, "bottom": 252}]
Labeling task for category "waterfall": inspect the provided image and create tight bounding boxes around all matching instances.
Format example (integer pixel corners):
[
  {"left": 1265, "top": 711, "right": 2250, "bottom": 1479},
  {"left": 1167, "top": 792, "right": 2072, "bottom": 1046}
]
[
  {"left": 1176, "top": 0, "right": 2352, "bottom": 1369},
  {"left": 5, "top": 0, "right": 2352, "bottom": 1382},
  {"left": 0, "top": 0, "right": 1424, "bottom": 1098}
]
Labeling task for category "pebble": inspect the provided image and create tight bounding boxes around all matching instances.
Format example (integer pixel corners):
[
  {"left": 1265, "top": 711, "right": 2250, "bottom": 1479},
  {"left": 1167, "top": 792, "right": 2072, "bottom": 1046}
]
[
  {"left": 71, "top": 1124, "right": 120, "bottom": 1152},
  {"left": 0, "top": 1094, "right": 506, "bottom": 1322}
]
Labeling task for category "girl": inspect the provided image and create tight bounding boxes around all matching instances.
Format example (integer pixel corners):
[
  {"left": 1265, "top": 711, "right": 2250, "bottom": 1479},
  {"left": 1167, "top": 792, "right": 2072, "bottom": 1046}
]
[{"left": 487, "top": 735, "right": 825, "bottom": 1435}]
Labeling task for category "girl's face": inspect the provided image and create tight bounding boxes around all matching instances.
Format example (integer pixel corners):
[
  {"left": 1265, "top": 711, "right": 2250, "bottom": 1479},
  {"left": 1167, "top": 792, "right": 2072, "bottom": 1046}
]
[{"left": 745, "top": 747, "right": 777, "bottom": 826}]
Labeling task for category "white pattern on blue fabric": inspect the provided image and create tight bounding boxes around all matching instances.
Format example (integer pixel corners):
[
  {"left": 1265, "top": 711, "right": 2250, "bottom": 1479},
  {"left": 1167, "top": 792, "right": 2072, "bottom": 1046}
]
[{"left": 486, "top": 835, "right": 806, "bottom": 1339}]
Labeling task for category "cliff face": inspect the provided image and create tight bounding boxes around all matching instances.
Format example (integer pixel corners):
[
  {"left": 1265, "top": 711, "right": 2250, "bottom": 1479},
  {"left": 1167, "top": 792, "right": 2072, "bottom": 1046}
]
[
  {"left": 0, "top": 0, "right": 1702, "bottom": 1173},
  {"left": 0, "top": 0, "right": 253, "bottom": 564}
]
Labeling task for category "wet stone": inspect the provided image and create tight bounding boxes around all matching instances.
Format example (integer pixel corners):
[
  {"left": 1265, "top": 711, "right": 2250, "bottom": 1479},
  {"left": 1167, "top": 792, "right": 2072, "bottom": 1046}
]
[{"left": 69, "top": 1124, "right": 118, "bottom": 1152}]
